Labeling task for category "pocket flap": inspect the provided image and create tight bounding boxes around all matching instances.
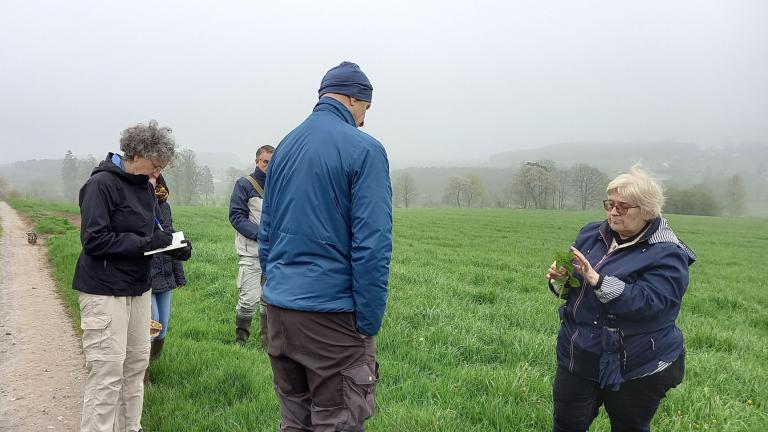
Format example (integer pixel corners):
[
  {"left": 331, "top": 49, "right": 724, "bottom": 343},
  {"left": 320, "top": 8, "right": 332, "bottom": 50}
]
[
  {"left": 238, "top": 260, "right": 254, "bottom": 267},
  {"left": 341, "top": 363, "right": 376, "bottom": 385},
  {"left": 81, "top": 315, "right": 111, "bottom": 330}
]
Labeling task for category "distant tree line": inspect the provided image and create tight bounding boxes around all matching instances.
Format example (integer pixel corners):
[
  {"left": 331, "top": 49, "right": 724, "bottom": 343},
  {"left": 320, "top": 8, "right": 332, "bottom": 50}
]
[
  {"left": 393, "top": 160, "right": 611, "bottom": 211},
  {"left": 61, "top": 150, "right": 98, "bottom": 203},
  {"left": 392, "top": 161, "right": 747, "bottom": 217},
  {"left": 60, "top": 149, "right": 216, "bottom": 206},
  {"left": 665, "top": 175, "right": 746, "bottom": 217},
  {"left": 2, "top": 150, "right": 751, "bottom": 218}
]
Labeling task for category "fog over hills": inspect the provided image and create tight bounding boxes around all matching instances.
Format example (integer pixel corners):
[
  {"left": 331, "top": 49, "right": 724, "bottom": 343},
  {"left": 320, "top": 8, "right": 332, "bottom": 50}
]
[
  {"left": 2, "top": 141, "right": 766, "bottom": 214},
  {"left": 391, "top": 141, "right": 768, "bottom": 212},
  {"left": 486, "top": 141, "right": 768, "bottom": 179}
]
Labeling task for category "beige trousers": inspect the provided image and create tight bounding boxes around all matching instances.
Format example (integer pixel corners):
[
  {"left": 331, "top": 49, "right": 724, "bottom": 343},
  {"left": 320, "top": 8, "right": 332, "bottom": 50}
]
[{"left": 78, "top": 290, "right": 151, "bottom": 432}]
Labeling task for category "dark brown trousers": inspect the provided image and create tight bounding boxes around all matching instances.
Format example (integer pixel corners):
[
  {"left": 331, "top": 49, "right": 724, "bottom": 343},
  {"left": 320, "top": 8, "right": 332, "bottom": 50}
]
[{"left": 265, "top": 304, "right": 378, "bottom": 432}]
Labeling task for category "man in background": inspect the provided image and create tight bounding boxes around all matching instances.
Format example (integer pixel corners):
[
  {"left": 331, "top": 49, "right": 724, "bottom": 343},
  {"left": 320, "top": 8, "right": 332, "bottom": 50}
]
[
  {"left": 258, "top": 61, "right": 393, "bottom": 431},
  {"left": 228, "top": 144, "right": 273, "bottom": 348}
]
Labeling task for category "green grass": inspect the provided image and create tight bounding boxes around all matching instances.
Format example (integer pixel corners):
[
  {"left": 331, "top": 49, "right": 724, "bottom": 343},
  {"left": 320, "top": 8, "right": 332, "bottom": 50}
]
[{"left": 6, "top": 199, "right": 768, "bottom": 431}]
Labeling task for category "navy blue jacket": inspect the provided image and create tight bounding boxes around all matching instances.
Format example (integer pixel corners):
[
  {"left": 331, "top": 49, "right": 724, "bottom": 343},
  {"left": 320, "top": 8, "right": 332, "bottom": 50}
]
[
  {"left": 229, "top": 168, "right": 266, "bottom": 240},
  {"left": 150, "top": 200, "right": 186, "bottom": 293},
  {"left": 554, "top": 217, "right": 696, "bottom": 390},
  {"left": 258, "top": 97, "right": 393, "bottom": 336}
]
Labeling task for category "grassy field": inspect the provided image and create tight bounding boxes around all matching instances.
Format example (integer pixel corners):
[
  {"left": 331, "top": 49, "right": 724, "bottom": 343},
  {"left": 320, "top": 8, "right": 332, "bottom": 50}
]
[{"left": 6, "top": 198, "right": 768, "bottom": 431}]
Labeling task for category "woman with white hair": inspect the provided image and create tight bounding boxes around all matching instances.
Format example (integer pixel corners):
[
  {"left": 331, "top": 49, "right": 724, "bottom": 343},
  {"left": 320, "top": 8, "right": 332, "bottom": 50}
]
[
  {"left": 73, "top": 120, "right": 191, "bottom": 432},
  {"left": 547, "top": 165, "right": 696, "bottom": 432}
]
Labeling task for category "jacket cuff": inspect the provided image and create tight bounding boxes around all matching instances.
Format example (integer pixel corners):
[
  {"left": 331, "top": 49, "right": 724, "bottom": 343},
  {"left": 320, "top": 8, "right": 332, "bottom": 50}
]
[
  {"left": 594, "top": 275, "right": 624, "bottom": 303},
  {"left": 548, "top": 279, "right": 564, "bottom": 297}
]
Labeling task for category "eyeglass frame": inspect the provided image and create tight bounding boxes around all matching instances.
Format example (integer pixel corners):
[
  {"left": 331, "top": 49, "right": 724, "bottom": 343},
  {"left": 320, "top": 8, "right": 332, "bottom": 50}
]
[
  {"left": 150, "top": 160, "right": 166, "bottom": 174},
  {"left": 602, "top": 199, "right": 639, "bottom": 215}
]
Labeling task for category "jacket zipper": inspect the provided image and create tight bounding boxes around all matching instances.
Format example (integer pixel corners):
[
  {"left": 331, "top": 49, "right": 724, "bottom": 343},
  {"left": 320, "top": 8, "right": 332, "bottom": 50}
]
[
  {"left": 568, "top": 227, "right": 655, "bottom": 373},
  {"left": 569, "top": 232, "right": 610, "bottom": 370}
]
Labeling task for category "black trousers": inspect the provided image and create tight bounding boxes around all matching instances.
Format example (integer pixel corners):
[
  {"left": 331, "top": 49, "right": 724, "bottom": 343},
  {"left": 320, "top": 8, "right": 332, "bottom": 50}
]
[
  {"left": 265, "top": 304, "right": 378, "bottom": 432},
  {"left": 552, "top": 353, "right": 685, "bottom": 432}
]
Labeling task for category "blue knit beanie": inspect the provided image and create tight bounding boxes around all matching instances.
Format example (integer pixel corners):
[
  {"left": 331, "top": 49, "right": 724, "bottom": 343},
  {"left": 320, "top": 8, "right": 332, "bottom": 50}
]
[{"left": 318, "top": 61, "right": 373, "bottom": 102}]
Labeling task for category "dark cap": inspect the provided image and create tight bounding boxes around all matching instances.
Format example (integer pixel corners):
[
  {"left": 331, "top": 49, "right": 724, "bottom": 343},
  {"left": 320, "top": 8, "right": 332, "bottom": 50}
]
[{"left": 318, "top": 61, "right": 373, "bottom": 102}]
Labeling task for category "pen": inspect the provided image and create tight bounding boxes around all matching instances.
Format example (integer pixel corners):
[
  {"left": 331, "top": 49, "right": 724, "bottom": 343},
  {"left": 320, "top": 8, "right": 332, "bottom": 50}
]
[{"left": 154, "top": 217, "right": 164, "bottom": 231}]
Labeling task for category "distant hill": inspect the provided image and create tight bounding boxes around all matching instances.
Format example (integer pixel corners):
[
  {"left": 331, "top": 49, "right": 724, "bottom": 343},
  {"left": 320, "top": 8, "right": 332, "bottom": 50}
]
[{"left": 486, "top": 141, "right": 768, "bottom": 181}]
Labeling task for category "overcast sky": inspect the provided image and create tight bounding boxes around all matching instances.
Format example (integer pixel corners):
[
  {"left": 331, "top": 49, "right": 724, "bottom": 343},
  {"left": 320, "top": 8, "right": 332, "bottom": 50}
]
[{"left": 1, "top": 0, "right": 767, "bottom": 168}]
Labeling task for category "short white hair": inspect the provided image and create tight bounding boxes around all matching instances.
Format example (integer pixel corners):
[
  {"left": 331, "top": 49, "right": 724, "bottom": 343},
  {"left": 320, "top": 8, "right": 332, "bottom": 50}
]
[{"left": 606, "top": 165, "right": 665, "bottom": 220}]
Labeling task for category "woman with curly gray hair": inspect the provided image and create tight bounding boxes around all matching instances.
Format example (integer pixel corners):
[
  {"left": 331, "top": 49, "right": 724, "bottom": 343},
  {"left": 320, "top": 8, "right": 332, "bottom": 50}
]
[{"left": 73, "top": 120, "right": 191, "bottom": 432}]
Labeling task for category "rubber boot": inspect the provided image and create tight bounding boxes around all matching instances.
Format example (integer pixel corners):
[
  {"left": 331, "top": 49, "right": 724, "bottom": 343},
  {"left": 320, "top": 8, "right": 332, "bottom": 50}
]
[
  {"left": 235, "top": 315, "right": 252, "bottom": 346},
  {"left": 259, "top": 309, "right": 269, "bottom": 351},
  {"left": 150, "top": 338, "right": 165, "bottom": 361}
]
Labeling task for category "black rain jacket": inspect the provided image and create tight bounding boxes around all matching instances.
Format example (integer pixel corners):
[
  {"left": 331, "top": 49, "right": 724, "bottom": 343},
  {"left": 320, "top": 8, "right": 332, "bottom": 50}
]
[{"left": 72, "top": 153, "right": 158, "bottom": 296}]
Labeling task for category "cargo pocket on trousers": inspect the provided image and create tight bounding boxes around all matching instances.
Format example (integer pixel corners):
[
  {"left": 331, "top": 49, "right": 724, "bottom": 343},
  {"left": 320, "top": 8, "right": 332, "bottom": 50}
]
[
  {"left": 237, "top": 261, "right": 248, "bottom": 289},
  {"left": 80, "top": 315, "right": 111, "bottom": 360},
  {"left": 340, "top": 362, "right": 377, "bottom": 426}
]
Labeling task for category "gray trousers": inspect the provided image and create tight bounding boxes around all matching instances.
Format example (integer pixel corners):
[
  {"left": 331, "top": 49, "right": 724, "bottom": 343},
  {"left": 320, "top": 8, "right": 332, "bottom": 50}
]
[
  {"left": 266, "top": 304, "right": 378, "bottom": 432},
  {"left": 236, "top": 255, "right": 263, "bottom": 318}
]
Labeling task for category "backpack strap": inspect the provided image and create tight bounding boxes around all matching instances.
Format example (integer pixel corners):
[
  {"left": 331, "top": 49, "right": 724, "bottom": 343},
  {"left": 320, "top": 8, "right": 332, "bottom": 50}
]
[{"left": 244, "top": 175, "right": 265, "bottom": 198}]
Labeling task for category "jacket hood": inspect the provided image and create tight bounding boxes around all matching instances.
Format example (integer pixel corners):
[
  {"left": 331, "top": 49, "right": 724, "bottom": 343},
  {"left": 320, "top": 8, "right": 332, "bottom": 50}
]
[
  {"left": 93, "top": 153, "right": 150, "bottom": 185},
  {"left": 599, "top": 216, "right": 697, "bottom": 265},
  {"left": 648, "top": 218, "right": 697, "bottom": 265}
]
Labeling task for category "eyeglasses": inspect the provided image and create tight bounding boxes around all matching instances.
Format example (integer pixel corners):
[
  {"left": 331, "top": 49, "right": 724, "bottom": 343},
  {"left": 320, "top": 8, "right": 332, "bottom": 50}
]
[
  {"left": 603, "top": 200, "right": 639, "bottom": 215},
  {"left": 258, "top": 158, "right": 270, "bottom": 166},
  {"left": 150, "top": 160, "right": 165, "bottom": 174}
]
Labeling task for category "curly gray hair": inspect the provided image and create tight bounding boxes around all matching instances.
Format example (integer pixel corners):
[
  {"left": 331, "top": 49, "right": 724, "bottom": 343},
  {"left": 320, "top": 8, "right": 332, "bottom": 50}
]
[{"left": 120, "top": 120, "right": 176, "bottom": 165}]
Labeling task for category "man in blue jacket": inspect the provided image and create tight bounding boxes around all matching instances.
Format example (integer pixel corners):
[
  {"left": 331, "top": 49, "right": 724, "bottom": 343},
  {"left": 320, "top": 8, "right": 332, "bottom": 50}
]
[
  {"left": 258, "top": 61, "right": 392, "bottom": 431},
  {"left": 229, "top": 144, "right": 273, "bottom": 347}
]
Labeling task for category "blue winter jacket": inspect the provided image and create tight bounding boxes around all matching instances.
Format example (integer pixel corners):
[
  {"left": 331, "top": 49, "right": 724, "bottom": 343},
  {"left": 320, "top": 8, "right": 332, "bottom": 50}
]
[
  {"left": 554, "top": 217, "right": 696, "bottom": 390},
  {"left": 258, "top": 97, "right": 393, "bottom": 336}
]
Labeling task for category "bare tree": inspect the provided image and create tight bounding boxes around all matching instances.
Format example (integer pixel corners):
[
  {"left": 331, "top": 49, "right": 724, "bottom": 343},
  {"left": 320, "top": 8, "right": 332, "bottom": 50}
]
[
  {"left": 198, "top": 165, "right": 215, "bottom": 205},
  {"left": 512, "top": 161, "right": 557, "bottom": 209},
  {"left": 393, "top": 172, "right": 418, "bottom": 208},
  {"left": 500, "top": 182, "right": 517, "bottom": 208},
  {"left": 464, "top": 174, "right": 486, "bottom": 208},
  {"left": 61, "top": 150, "right": 79, "bottom": 203},
  {"left": 569, "top": 164, "right": 609, "bottom": 211},
  {"left": 554, "top": 168, "right": 569, "bottom": 209},
  {"left": 724, "top": 174, "right": 746, "bottom": 216},
  {"left": 164, "top": 149, "right": 202, "bottom": 205},
  {"left": 444, "top": 176, "right": 470, "bottom": 208}
]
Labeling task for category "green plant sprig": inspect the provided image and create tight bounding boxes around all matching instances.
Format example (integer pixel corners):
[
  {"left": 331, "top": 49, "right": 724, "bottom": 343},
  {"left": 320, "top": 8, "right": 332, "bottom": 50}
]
[{"left": 552, "top": 250, "right": 581, "bottom": 298}]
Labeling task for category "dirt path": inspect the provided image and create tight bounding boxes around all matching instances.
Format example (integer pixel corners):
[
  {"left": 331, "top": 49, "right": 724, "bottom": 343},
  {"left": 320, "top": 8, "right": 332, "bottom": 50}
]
[{"left": 0, "top": 201, "right": 86, "bottom": 431}]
